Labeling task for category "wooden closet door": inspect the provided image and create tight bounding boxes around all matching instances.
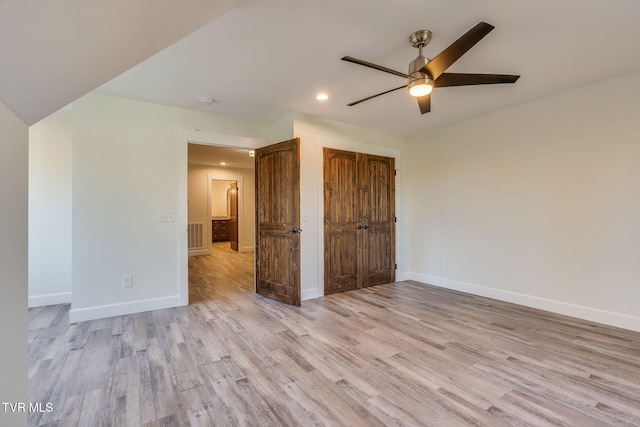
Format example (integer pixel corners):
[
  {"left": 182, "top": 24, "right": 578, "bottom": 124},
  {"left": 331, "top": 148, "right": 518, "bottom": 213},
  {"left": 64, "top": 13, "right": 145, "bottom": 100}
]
[
  {"left": 360, "top": 154, "right": 395, "bottom": 287},
  {"left": 323, "top": 148, "right": 395, "bottom": 295},
  {"left": 324, "top": 148, "right": 359, "bottom": 294}
]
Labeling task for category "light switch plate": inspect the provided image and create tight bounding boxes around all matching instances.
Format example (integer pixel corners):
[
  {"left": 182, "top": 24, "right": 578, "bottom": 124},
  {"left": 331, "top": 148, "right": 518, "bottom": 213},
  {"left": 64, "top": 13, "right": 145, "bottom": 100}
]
[{"left": 157, "top": 211, "right": 175, "bottom": 223}]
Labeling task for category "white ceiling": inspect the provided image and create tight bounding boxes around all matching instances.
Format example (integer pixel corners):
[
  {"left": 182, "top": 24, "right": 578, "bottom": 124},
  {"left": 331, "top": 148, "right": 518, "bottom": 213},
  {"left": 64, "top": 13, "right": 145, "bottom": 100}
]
[
  {"left": 188, "top": 144, "right": 255, "bottom": 170},
  {"left": 95, "top": 0, "right": 640, "bottom": 137},
  {"left": 0, "top": 0, "right": 238, "bottom": 125}
]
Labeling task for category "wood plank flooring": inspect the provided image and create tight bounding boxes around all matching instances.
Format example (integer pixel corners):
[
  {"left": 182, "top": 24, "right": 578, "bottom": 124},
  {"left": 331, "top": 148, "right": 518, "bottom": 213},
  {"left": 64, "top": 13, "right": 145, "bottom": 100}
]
[{"left": 29, "top": 243, "right": 640, "bottom": 426}]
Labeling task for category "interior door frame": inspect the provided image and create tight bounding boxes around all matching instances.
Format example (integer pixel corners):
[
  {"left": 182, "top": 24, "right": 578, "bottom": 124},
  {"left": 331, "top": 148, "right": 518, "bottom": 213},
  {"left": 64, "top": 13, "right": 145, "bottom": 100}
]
[
  {"left": 207, "top": 176, "right": 243, "bottom": 253},
  {"left": 228, "top": 180, "right": 240, "bottom": 251},
  {"left": 315, "top": 137, "right": 401, "bottom": 298},
  {"left": 177, "top": 128, "right": 264, "bottom": 305}
]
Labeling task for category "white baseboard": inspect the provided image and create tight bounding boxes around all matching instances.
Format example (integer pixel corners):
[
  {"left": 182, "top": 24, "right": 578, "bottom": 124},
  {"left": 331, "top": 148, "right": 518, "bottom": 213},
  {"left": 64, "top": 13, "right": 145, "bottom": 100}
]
[
  {"left": 188, "top": 248, "right": 209, "bottom": 256},
  {"left": 68, "top": 295, "right": 182, "bottom": 323},
  {"left": 302, "top": 288, "right": 320, "bottom": 301},
  {"left": 408, "top": 273, "right": 640, "bottom": 333},
  {"left": 240, "top": 246, "right": 254, "bottom": 253},
  {"left": 28, "top": 292, "right": 72, "bottom": 308},
  {"left": 396, "top": 271, "right": 411, "bottom": 282}
]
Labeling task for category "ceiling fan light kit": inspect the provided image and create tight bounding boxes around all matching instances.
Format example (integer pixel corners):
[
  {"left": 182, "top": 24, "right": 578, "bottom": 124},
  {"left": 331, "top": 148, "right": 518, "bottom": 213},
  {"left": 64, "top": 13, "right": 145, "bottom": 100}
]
[{"left": 342, "top": 22, "right": 520, "bottom": 114}]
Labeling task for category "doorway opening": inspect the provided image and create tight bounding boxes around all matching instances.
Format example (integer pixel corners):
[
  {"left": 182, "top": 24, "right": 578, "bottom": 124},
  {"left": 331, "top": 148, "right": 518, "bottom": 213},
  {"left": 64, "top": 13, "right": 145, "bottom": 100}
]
[
  {"left": 186, "top": 141, "right": 257, "bottom": 304},
  {"left": 209, "top": 179, "right": 238, "bottom": 250}
]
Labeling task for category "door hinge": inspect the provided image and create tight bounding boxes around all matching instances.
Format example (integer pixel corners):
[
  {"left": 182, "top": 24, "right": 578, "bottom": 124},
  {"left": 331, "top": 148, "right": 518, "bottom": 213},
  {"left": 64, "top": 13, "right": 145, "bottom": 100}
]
[
  {"left": 394, "top": 216, "right": 397, "bottom": 223},
  {"left": 395, "top": 263, "right": 397, "bottom": 270},
  {"left": 394, "top": 170, "right": 397, "bottom": 176}
]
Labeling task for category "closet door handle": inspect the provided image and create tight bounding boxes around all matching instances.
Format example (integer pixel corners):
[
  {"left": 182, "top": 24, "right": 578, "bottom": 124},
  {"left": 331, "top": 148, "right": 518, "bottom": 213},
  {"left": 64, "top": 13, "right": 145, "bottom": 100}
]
[
  {"left": 357, "top": 225, "right": 363, "bottom": 230},
  {"left": 363, "top": 224, "right": 369, "bottom": 230},
  {"left": 286, "top": 228, "right": 302, "bottom": 234}
]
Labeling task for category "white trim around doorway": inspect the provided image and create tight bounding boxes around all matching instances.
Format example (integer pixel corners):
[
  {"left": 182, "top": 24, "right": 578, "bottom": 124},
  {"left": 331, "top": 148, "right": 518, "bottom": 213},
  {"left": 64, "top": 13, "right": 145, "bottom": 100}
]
[{"left": 177, "top": 128, "right": 264, "bottom": 306}]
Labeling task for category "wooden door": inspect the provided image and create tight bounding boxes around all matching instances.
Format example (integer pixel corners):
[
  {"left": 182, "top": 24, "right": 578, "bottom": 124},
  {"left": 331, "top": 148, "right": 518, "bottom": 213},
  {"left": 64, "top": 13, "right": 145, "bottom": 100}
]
[
  {"left": 324, "top": 148, "right": 395, "bottom": 295},
  {"left": 360, "top": 154, "right": 395, "bottom": 287},
  {"left": 228, "top": 182, "right": 239, "bottom": 251},
  {"left": 255, "top": 139, "right": 301, "bottom": 306},
  {"left": 324, "top": 149, "right": 359, "bottom": 294}
]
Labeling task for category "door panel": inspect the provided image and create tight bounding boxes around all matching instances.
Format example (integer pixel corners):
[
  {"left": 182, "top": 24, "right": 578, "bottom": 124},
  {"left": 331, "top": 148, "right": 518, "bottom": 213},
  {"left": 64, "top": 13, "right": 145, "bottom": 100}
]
[
  {"left": 324, "top": 148, "right": 395, "bottom": 294},
  {"left": 255, "top": 139, "right": 301, "bottom": 306},
  {"left": 324, "top": 149, "right": 359, "bottom": 294},
  {"left": 362, "top": 154, "right": 395, "bottom": 287}
]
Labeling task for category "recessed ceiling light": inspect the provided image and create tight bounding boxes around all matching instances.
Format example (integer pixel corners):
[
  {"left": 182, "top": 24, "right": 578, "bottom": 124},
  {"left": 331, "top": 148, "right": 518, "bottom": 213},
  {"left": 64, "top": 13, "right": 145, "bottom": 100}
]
[
  {"left": 200, "top": 97, "right": 214, "bottom": 105},
  {"left": 316, "top": 93, "right": 329, "bottom": 101},
  {"left": 219, "top": 162, "right": 227, "bottom": 166}
]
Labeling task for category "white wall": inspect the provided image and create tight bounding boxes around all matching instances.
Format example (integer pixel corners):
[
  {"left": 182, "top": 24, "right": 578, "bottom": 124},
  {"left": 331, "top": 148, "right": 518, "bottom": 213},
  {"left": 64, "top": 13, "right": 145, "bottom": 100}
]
[
  {"left": 70, "top": 93, "right": 264, "bottom": 322},
  {"left": 293, "top": 114, "right": 408, "bottom": 300},
  {"left": 28, "top": 109, "right": 73, "bottom": 307},
  {"left": 0, "top": 101, "right": 28, "bottom": 426},
  {"left": 406, "top": 70, "right": 640, "bottom": 331},
  {"left": 262, "top": 113, "right": 294, "bottom": 144},
  {"left": 188, "top": 164, "right": 255, "bottom": 252}
]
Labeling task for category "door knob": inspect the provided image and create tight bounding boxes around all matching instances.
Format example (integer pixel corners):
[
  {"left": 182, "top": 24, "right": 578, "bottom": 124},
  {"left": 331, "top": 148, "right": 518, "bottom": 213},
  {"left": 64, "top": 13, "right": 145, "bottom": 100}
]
[{"left": 286, "top": 228, "right": 302, "bottom": 234}]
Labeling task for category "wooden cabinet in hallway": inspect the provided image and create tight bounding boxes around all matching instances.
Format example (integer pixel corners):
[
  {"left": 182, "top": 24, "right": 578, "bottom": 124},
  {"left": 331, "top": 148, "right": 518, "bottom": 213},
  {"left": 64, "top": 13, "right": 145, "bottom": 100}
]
[{"left": 323, "top": 148, "right": 395, "bottom": 295}]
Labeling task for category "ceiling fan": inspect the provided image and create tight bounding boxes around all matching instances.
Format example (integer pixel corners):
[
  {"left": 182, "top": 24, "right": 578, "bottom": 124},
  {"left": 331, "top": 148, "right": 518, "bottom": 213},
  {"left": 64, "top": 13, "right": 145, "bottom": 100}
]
[{"left": 342, "top": 22, "right": 520, "bottom": 114}]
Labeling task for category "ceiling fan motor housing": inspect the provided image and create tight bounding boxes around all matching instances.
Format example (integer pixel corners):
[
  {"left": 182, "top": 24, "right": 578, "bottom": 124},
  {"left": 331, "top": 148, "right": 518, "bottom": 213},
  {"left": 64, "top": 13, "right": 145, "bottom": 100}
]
[{"left": 408, "top": 55, "right": 432, "bottom": 94}]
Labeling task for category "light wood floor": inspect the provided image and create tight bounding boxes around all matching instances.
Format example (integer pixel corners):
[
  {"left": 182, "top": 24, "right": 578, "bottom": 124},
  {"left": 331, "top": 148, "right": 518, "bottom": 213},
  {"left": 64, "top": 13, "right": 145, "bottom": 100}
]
[{"left": 29, "top": 243, "right": 640, "bottom": 426}]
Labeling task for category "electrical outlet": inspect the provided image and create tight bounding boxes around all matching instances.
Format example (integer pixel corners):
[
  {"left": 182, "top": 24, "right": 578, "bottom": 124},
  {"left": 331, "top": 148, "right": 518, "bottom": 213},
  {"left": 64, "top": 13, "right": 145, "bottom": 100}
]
[
  {"left": 122, "top": 274, "right": 133, "bottom": 288},
  {"left": 437, "top": 258, "right": 446, "bottom": 269}
]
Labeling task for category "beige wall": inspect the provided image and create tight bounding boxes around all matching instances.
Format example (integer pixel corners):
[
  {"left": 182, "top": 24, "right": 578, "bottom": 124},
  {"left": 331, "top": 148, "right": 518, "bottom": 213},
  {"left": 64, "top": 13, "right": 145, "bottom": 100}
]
[
  {"left": 211, "top": 180, "right": 233, "bottom": 218},
  {"left": 0, "top": 101, "right": 28, "bottom": 426},
  {"left": 406, "top": 70, "right": 640, "bottom": 330},
  {"left": 188, "top": 164, "right": 255, "bottom": 252},
  {"left": 28, "top": 109, "right": 73, "bottom": 306}
]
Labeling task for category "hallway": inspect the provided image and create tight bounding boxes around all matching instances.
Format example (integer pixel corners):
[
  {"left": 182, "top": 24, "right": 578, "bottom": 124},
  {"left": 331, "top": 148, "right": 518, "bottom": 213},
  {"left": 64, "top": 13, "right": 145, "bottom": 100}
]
[{"left": 188, "top": 242, "right": 254, "bottom": 304}]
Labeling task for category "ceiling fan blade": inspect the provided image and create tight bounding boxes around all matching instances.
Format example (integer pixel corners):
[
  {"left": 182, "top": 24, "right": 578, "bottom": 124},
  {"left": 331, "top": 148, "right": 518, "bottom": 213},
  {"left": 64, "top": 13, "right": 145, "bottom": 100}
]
[
  {"left": 417, "top": 94, "right": 431, "bottom": 114},
  {"left": 347, "top": 85, "right": 407, "bottom": 106},
  {"left": 423, "top": 22, "right": 494, "bottom": 80},
  {"left": 342, "top": 56, "right": 410, "bottom": 79},
  {"left": 435, "top": 73, "right": 520, "bottom": 87}
]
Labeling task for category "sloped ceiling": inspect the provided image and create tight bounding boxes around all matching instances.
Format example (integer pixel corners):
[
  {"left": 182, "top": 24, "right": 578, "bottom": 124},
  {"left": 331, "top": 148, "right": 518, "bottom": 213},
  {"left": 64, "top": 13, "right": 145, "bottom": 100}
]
[
  {"left": 0, "top": 0, "right": 238, "bottom": 125},
  {"left": 96, "top": 0, "right": 640, "bottom": 136},
  {"left": 4, "top": 0, "right": 640, "bottom": 135}
]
